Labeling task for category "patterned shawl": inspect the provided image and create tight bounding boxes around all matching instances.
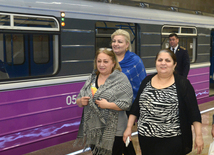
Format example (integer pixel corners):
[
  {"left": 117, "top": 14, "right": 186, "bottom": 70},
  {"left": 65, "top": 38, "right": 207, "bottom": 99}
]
[
  {"left": 119, "top": 50, "right": 147, "bottom": 102},
  {"left": 75, "top": 70, "right": 133, "bottom": 155}
]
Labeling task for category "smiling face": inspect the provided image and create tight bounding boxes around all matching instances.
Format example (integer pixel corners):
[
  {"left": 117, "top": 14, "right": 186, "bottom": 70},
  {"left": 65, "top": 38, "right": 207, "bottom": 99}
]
[
  {"left": 111, "top": 35, "right": 129, "bottom": 56},
  {"left": 96, "top": 53, "right": 115, "bottom": 76},
  {"left": 156, "top": 51, "right": 176, "bottom": 75},
  {"left": 169, "top": 36, "right": 179, "bottom": 48}
]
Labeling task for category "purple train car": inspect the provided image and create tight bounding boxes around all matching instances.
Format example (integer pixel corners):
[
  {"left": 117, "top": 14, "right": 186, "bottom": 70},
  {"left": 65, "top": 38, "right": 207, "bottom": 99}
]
[{"left": 0, "top": 0, "right": 214, "bottom": 154}]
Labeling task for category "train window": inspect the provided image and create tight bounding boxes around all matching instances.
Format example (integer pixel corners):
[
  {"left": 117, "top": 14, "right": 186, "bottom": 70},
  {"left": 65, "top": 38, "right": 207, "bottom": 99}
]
[
  {"left": 33, "top": 35, "right": 49, "bottom": 64},
  {"left": 0, "top": 13, "right": 59, "bottom": 80},
  {"left": 161, "top": 26, "right": 197, "bottom": 63},
  {"left": 95, "top": 22, "right": 136, "bottom": 52},
  {"left": 5, "top": 34, "right": 24, "bottom": 65},
  {"left": 0, "top": 15, "right": 10, "bottom": 26},
  {"left": 14, "top": 16, "right": 58, "bottom": 28},
  {"left": 162, "top": 27, "right": 179, "bottom": 33},
  {"left": 181, "top": 28, "right": 196, "bottom": 34}
]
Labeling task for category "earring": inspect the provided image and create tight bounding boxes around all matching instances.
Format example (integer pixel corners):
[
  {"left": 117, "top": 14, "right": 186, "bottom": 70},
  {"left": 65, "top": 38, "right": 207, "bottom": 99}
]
[{"left": 126, "top": 48, "right": 128, "bottom": 51}]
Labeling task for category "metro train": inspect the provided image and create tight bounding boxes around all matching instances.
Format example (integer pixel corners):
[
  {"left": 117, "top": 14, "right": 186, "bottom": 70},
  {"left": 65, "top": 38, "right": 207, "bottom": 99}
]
[{"left": 0, "top": 0, "right": 214, "bottom": 154}]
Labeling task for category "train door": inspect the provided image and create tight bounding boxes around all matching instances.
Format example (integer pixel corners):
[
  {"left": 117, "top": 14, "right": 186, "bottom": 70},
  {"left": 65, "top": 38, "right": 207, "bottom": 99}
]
[
  {"left": 209, "top": 29, "right": 214, "bottom": 95},
  {"left": 3, "top": 34, "right": 54, "bottom": 78}
]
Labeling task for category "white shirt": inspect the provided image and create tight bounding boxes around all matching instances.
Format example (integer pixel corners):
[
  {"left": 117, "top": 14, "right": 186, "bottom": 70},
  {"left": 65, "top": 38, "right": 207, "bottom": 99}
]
[{"left": 171, "top": 44, "right": 179, "bottom": 54}]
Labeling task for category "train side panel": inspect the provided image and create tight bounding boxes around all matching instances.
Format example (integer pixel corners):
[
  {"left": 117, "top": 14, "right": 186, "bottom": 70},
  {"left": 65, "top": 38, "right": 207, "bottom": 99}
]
[
  {"left": 59, "top": 18, "right": 96, "bottom": 76},
  {"left": 0, "top": 82, "right": 84, "bottom": 155}
]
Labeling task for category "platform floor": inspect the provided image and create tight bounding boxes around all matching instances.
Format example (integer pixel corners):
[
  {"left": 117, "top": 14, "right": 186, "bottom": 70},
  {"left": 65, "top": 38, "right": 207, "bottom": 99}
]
[{"left": 25, "top": 101, "right": 214, "bottom": 155}]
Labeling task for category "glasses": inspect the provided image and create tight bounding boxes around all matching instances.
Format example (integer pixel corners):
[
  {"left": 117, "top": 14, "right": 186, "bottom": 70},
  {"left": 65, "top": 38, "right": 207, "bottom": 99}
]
[
  {"left": 99, "top": 48, "right": 112, "bottom": 51},
  {"left": 97, "top": 48, "right": 117, "bottom": 61}
]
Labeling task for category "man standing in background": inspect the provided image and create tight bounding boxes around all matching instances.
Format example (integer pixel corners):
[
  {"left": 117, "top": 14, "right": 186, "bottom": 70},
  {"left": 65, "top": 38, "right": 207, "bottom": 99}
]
[{"left": 169, "top": 33, "right": 190, "bottom": 78}]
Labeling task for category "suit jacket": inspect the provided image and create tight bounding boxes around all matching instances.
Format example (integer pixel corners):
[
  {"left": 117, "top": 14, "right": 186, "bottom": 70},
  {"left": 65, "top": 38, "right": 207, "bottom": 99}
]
[{"left": 174, "top": 46, "right": 190, "bottom": 78}]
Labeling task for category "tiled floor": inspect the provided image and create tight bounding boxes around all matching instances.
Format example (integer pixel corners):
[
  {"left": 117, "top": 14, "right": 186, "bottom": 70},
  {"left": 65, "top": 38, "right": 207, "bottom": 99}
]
[{"left": 26, "top": 101, "right": 214, "bottom": 155}]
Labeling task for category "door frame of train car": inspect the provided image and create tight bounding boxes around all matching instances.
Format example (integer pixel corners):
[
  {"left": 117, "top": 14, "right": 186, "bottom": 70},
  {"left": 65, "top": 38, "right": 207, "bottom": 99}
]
[
  {"left": 0, "top": 13, "right": 60, "bottom": 80},
  {"left": 209, "top": 29, "right": 214, "bottom": 95}
]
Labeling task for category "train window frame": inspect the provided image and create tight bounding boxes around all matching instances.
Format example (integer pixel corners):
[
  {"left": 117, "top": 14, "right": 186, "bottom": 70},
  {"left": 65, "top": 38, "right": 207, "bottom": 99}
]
[
  {"left": 0, "top": 14, "right": 10, "bottom": 26},
  {"left": 161, "top": 25, "right": 197, "bottom": 63},
  {"left": 0, "top": 12, "right": 60, "bottom": 80},
  {"left": 0, "top": 13, "right": 59, "bottom": 31}
]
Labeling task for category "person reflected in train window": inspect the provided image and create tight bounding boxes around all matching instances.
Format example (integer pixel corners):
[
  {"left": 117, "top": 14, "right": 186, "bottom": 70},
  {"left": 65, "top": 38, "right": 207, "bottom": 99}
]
[
  {"left": 0, "top": 59, "right": 9, "bottom": 79},
  {"left": 123, "top": 49, "right": 204, "bottom": 155},
  {"left": 169, "top": 33, "right": 190, "bottom": 78},
  {"left": 76, "top": 48, "right": 133, "bottom": 155},
  {"left": 111, "top": 29, "right": 147, "bottom": 155}
]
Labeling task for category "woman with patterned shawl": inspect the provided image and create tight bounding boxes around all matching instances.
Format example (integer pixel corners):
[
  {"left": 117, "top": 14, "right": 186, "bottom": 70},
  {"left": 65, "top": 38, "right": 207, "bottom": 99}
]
[
  {"left": 111, "top": 29, "right": 147, "bottom": 154},
  {"left": 111, "top": 29, "right": 147, "bottom": 103},
  {"left": 76, "top": 48, "right": 133, "bottom": 155}
]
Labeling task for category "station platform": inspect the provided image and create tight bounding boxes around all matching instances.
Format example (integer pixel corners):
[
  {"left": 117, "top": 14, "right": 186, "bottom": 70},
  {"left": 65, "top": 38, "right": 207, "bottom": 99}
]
[{"left": 25, "top": 101, "right": 214, "bottom": 155}]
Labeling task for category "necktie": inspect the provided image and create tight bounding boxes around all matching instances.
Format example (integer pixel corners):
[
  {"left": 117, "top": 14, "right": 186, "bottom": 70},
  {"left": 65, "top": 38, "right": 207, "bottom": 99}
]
[{"left": 172, "top": 48, "right": 175, "bottom": 53}]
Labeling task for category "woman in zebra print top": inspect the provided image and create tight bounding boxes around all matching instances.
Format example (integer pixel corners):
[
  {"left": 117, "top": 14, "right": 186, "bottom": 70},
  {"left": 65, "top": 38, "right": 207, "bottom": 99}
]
[{"left": 123, "top": 49, "right": 204, "bottom": 155}]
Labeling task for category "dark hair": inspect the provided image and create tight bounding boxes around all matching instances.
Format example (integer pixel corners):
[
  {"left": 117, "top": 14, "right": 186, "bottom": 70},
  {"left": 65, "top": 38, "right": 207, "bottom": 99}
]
[
  {"left": 94, "top": 48, "right": 122, "bottom": 75},
  {"left": 155, "top": 49, "right": 177, "bottom": 65},
  {"left": 169, "top": 33, "right": 178, "bottom": 39}
]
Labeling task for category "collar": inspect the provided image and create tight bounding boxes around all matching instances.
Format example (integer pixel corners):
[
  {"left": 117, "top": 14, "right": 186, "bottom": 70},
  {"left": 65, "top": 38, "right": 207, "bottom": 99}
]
[{"left": 171, "top": 44, "right": 179, "bottom": 51}]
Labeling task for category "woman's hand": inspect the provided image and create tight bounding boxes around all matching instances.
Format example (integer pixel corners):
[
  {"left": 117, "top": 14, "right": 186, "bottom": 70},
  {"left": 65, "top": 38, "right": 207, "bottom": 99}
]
[
  {"left": 212, "top": 124, "right": 214, "bottom": 137},
  {"left": 95, "top": 98, "right": 123, "bottom": 110},
  {"left": 95, "top": 98, "right": 109, "bottom": 109},
  {"left": 193, "top": 122, "right": 204, "bottom": 154},
  {"left": 123, "top": 127, "right": 132, "bottom": 144},
  {"left": 76, "top": 96, "right": 90, "bottom": 107},
  {"left": 194, "top": 135, "right": 204, "bottom": 154},
  {"left": 123, "top": 115, "right": 136, "bottom": 144}
]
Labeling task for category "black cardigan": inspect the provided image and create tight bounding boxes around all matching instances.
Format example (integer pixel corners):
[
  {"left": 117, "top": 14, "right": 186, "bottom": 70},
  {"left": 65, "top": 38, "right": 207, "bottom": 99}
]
[{"left": 130, "top": 73, "right": 201, "bottom": 154}]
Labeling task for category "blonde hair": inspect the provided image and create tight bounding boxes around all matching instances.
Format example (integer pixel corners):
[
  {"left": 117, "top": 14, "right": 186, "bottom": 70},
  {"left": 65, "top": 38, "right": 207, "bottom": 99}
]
[
  {"left": 111, "top": 29, "right": 132, "bottom": 51},
  {"left": 94, "top": 48, "right": 122, "bottom": 75}
]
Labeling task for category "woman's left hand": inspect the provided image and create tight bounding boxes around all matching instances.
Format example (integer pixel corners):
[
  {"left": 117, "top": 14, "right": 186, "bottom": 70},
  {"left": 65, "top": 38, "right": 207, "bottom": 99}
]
[
  {"left": 194, "top": 135, "right": 204, "bottom": 154},
  {"left": 95, "top": 98, "right": 109, "bottom": 109},
  {"left": 212, "top": 124, "right": 214, "bottom": 137}
]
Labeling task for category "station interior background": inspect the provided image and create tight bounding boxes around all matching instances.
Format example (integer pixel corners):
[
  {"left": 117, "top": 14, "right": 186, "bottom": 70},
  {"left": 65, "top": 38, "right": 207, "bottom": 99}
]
[
  {"left": 89, "top": 0, "right": 214, "bottom": 16},
  {"left": 25, "top": 1, "right": 214, "bottom": 155}
]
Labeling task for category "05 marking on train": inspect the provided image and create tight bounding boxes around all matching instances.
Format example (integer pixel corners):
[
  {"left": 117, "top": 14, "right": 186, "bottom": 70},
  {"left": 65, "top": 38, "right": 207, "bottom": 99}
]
[{"left": 66, "top": 95, "right": 77, "bottom": 105}]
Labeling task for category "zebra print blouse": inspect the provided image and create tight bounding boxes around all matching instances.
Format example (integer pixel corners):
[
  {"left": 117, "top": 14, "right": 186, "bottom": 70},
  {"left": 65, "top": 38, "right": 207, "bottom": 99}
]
[{"left": 138, "top": 81, "right": 182, "bottom": 138}]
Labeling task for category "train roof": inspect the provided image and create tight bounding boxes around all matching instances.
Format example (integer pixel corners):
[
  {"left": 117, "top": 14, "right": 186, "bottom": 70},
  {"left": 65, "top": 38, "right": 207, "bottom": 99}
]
[{"left": 0, "top": 0, "right": 214, "bottom": 28}]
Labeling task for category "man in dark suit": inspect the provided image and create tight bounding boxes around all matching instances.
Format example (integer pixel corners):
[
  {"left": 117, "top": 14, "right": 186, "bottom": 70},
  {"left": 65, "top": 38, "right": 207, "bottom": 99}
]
[{"left": 169, "top": 33, "right": 190, "bottom": 78}]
